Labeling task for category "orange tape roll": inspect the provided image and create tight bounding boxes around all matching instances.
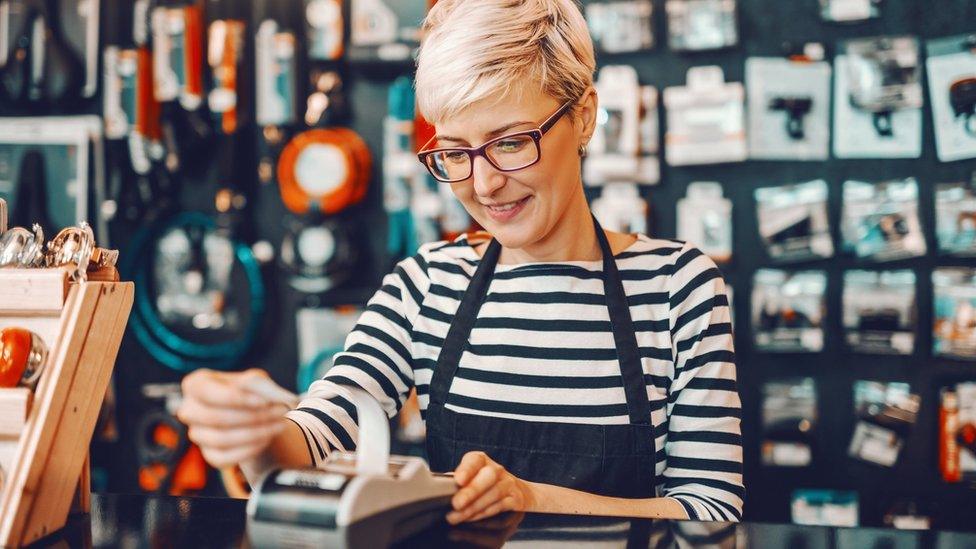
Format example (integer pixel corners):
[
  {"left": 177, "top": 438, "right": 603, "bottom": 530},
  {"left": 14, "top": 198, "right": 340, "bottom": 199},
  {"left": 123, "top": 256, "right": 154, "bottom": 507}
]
[{"left": 277, "top": 128, "right": 372, "bottom": 215}]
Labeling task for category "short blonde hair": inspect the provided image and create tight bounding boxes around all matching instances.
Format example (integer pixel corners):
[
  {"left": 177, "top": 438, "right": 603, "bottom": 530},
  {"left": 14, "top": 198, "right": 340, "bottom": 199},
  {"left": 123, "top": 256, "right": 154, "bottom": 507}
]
[{"left": 415, "top": 0, "right": 595, "bottom": 125}]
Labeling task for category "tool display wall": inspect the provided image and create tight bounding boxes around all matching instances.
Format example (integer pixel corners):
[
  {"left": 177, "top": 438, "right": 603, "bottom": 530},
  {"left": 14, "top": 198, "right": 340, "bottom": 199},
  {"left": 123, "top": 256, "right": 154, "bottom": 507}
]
[
  {"left": 2, "top": 0, "right": 975, "bottom": 530},
  {"left": 579, "top": 0, "right": 976, "bottom": 529}
]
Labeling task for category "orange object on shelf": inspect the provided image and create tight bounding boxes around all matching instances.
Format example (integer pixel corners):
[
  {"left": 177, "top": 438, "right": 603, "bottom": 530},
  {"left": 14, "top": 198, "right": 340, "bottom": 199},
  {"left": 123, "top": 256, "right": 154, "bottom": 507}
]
[
  {"left": 0, "top": 328, "right": 47, "bottom": 389},
  {"left": 277, "top": 128, "right": 372, "bottom": 215},
  {"left": 138, "top": 420, "right": 207, "bottom": 495},
  {"left": 940, "top": 390, "right": 961, "bottom": 483},
  {"left": 183, "top": 3, "right": 205, "bottom": 101}
]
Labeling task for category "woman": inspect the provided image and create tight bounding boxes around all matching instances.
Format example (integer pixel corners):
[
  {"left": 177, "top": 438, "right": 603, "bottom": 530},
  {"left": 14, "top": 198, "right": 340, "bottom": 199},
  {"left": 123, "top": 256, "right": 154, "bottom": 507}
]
[{"left": 177, "top": 0, "right": 743, "bottom": 524}]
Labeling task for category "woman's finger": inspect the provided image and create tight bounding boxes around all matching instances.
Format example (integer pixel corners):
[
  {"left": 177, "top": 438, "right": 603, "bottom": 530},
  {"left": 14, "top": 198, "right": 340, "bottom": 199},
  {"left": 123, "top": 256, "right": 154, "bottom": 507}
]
[
  {"left": 456, "top": 483, "right": 505, "bottom": 519},
  {"left": 176, "top": 398, "right": 285, "bottom": 428},
  {"left": 452, "top": 462, "right": 499, "bottom": 510},
  {"left": 199, "top": 439, "right": 269, "bottom": 469},
  {"left": 465, "top": 496, "right": 519, "bottom": 523},
  {"left": 454, "top": 451, "right": 489, "bottom": 485},
  {"left": 187, "top": 420, "right": 285, "bottom": 450},
  {"left": 181, "top": 370, "right": 268, "bottom": 409}
]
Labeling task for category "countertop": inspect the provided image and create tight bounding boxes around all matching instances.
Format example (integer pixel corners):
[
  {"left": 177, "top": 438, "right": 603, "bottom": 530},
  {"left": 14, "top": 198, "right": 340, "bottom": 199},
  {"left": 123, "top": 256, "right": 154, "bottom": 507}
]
[{"left": 28, "top": 493, "right": 976, "bottom": 548}]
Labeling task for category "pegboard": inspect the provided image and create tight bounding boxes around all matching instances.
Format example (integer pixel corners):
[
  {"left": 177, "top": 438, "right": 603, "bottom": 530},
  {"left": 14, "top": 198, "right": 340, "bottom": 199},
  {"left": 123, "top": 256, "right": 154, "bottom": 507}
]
[{"left": 48, "top": 0, "right": 976, "bottom": 527}]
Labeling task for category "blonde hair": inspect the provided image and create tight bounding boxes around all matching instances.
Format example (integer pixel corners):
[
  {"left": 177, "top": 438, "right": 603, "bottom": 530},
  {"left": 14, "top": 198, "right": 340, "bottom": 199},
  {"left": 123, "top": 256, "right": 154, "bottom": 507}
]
[{"left": 415, "top": 0, "right": 596, "bottom": 125}]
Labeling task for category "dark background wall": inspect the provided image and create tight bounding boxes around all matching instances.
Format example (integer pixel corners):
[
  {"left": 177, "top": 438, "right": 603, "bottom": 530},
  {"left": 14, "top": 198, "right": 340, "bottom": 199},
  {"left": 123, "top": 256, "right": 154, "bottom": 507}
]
[
  {"left": 14, "top": 0, "right": 972, "bottom": 529},
  {"left": 600, "top": 0, "right": 976, "bottom": 528}
]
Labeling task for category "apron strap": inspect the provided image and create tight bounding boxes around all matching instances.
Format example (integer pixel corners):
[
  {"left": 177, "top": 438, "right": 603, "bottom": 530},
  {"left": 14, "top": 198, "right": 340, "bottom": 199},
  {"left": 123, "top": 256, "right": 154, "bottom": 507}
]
[
  {"left": 428, "top": 237, "right": 502, "bottom": 409},
  {"left": 592, "top": 216, "right": 652, "bottom": 425}
]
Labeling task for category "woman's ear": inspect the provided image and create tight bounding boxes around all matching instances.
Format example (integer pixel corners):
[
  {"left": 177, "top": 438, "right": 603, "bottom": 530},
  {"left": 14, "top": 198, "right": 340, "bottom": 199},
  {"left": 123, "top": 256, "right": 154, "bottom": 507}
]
[{"left": 577, "top": 87, "right": 598, "bottom": 147}]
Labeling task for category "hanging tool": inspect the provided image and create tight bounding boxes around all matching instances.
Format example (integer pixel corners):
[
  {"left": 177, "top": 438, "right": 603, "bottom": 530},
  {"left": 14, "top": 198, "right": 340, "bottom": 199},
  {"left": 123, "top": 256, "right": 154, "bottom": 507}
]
[
  {"left": 9, "top": 148, "right": 56, "bottom": 235},
  {"left": 137, "top": 384, "right": 209, "bottom": 495},
  {"left": 0, "top": 0, "right": 84, "bottom": 110},
  {"left": 254, "top": 0, "right": 298, "bottom": 185}
]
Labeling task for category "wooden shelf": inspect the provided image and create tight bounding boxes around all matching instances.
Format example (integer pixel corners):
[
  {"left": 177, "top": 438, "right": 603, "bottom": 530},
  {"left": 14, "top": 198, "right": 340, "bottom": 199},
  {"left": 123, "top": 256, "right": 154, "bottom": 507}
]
[{"left": 0, "top": 269, "right": 133, "bottom": 547}]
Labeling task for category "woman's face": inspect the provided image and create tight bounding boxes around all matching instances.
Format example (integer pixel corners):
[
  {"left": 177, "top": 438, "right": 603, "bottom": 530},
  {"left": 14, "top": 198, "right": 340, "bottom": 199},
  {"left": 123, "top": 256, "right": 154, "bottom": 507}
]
[{"left": 433, "top": 85, "right": 595, "bottom": 250}]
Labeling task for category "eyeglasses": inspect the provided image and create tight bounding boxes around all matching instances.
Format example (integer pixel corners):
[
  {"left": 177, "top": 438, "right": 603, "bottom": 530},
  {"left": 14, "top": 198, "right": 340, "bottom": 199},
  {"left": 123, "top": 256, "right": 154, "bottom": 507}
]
[{"left": 417, "top": 99, "right": 576, "bottom": 183}]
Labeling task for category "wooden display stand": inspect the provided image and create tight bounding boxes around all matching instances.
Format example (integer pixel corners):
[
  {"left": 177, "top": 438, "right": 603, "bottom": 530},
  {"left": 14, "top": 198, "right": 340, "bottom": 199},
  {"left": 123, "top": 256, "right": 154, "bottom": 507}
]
[{"left": 0, "top": 268, "right": 133, "bottom": 547}]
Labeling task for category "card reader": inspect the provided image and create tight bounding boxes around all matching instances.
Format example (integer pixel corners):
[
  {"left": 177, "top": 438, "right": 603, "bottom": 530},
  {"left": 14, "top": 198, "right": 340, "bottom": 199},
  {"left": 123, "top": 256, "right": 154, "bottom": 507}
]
[{"left": 246, "top": 387, "right": 457, "bottom": 548}]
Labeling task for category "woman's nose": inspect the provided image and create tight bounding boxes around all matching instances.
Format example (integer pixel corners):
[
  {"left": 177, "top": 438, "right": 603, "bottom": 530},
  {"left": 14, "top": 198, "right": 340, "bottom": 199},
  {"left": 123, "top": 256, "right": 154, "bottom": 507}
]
[{"left": 471, "top": 155, "right": 506, "bottom": 198}]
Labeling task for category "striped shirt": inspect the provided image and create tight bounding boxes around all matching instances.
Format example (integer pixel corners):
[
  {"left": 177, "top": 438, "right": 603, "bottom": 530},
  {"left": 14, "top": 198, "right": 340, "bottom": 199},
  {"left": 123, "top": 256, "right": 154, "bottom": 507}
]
[{"left": 286, "top": 233, "right": 744, "bottom": 521}]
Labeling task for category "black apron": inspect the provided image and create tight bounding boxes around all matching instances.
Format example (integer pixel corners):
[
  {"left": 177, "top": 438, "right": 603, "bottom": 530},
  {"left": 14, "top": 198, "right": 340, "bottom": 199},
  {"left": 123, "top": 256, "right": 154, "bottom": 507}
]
[{"left": 424, "top": 216, "right": 658, "bottom": 499}]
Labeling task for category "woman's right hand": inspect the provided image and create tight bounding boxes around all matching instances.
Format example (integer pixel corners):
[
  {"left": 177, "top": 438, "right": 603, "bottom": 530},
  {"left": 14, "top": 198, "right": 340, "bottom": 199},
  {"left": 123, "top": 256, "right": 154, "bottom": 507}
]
[{"left": 176, "top": 368, "right": 291, "bottom": 469}]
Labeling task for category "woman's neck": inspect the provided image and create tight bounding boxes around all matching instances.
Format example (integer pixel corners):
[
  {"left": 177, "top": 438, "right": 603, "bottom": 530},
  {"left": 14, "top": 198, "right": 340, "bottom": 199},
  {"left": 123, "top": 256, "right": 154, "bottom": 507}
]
[{"left": 497, "top": 189, "right": 600, "bottom": 265}]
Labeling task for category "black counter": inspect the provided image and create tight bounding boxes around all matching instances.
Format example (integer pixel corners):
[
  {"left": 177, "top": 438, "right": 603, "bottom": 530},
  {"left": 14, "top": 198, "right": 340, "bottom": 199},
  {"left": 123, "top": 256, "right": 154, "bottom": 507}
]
[{"left": 30, "top": 493, "right": 976, "bottom": 548}]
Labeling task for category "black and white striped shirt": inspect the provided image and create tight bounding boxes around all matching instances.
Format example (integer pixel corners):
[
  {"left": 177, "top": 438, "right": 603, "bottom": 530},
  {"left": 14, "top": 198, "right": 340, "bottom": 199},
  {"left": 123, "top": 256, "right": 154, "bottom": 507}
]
[{"left": 286, "top": 233, "right": 744, "bottom": 521}]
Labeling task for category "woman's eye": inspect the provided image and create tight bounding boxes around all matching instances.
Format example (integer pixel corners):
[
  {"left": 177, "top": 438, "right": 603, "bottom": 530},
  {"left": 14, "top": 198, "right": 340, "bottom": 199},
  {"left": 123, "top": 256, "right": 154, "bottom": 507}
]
[
  {"left": 444, "top": 151, "right": 468, "bottom": 164},
  {"left": 494, "top": 139, "right": 527, "bottom": 153}
]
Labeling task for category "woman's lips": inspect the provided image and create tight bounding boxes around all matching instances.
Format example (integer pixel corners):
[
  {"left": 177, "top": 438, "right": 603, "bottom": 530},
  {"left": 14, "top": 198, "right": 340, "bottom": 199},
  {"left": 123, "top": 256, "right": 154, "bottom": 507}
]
[{"left": 484, "top": 196, "right": 531, "bottom": 222}]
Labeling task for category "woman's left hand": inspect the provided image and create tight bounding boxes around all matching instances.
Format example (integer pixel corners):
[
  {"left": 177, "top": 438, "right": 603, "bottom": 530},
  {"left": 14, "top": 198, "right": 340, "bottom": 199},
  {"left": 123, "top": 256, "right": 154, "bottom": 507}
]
[{"left": 447, "top": 451, "right": 534, "bottom": 524}]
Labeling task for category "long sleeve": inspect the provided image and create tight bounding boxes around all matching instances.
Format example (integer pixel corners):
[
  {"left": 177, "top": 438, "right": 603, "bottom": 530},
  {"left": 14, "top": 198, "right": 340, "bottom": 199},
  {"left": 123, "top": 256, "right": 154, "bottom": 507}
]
[
  {"left": 284, "top": 254, "right": 429, "bottom": 466},
  {"left": 660, "top": 242, "right": 745, "bottom": 521}
]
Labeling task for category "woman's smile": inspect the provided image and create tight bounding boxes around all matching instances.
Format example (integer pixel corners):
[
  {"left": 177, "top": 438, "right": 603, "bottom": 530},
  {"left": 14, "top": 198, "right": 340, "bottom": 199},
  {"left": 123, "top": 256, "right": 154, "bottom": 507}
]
[{"left": 483, "top": 196, "right": 532, "bottom": 222}]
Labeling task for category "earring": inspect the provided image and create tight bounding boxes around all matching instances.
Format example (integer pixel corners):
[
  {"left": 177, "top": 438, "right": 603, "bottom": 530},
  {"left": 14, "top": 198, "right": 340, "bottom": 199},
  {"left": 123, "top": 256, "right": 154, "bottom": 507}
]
[{"left": 578, "top": 143, "right": 588, "bottom": 157}]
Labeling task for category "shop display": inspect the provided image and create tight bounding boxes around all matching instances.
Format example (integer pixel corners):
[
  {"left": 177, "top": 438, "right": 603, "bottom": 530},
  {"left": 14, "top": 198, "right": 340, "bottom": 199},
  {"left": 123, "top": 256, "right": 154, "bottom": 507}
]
[
  {"left": 940, "top": 382, "right": 976, "bottom": 483},
  {"left": 0, "top": 203, "right": 132, "bottom": 546},
  {"left": 348, "top": 0, "right": 424, "bottom": 62},
  {"left": 12, "top": 0, "right": 973, "bottom": 527},
  {"left": 882, "top": 500, "right": 932, "bottom": 531},
  {"left": 751, "top": 269, "right": 826, "bottom": 352},
  {"left": 207, "top": 18, "right": 246, "bottom": 136},
  {"left": 102, "top": 46, "right": 138, "bottom": 140},
  {"left": 0, "top": 327, "right": 47, "bottom": 389},
  {"left": 151, "top": 3, "right": 204, "bottom": 111},
  {"left": 122, "top": 211, "right": 266, "bottom": 372},
  {"left": 926, "top": 34, "right": 976, "bottom": 162},
  {"left": 933, "top": 268, "right": 976, "bottom": 360},
  {"left": 584, "top": 65, "right": 643, "bottom": 185},
  {"left": 101, "top": 2, "right": 139, "bottom": 140},
  {"left": 279, "top": 214, "right": 358, "bottom": 294},
  {"left": 0, "top": 0, "right": 97, "bottom": 109},
  {"left": 304, "top": 0, "right": 343, "bottom": 61},
  {"left": 255, "top": 19, "right": 297, "bottom": 129},
  {"left": 585, "top": 81, "right": 658, "bottom": 185},
  {"left": 0, "top": 224, "right": 45, "bottom": 268},
  {"left": 842, "top": 270, "right": 916, "bottom": 355},
  {"left": 663, "top": 65, "right": 746, "bottom": 166},
  {"left": 0, "top": 116, "right": 106, "bottom": 242},
  {"left": 819, "top": 0, "right": 881, "bottom": 22},
  {"left": 0, "top": 219, "right": 116, "bottom": 281},
  {"left": 255, "top": 17, "right": 297, "bottom": 185},
  {"left": 761, "top": 377, "right": 817, "bottom": 467},
  {"left": 848, "top": 381, "right": 920, "bottom": 467},
  {"left": 277, "top": 127, "right": 372, "bottom": 215},
  {"left": 833, "top": 37, "right": 923, "bottom": 159},
  {"left": 384, "top": 77, "right": 428, "bottom": 260},
  {"left": 136, "top": 384, "right": 207, "bottom": 495},
  {"left": 746, "top": 52, "right": 831, "bottom": 161},
  {"left": 295, "top": 306, "right": 361, "bottom": 392},
  {"left": 119, "top": 0, "right": 159, "bottom": 177},
  {"left": 665, "top": 0, "right": 737, "bottom": 52},
  {"left": 590, "top": 182, "right": 649, "bottom": 234},
  {"left": 677, "top": 181, "right": 732, "bottom": 263},
  {"left": 637, "top": 86, "right": 660, "bottom": 184},
  {"left": 755, "top": 179, "right": 833, "bottom": 263},
  {"left": 935, "top": 180, "right": 976, "bottom": 256},
  {"left": 792, "top": 490, "right": 859, "bottom": 527},
  {"left": 585, "top": 0, "right": 654, "bottom": 54},
  {"left": 841, "top": 178, "right": 926, "bottom": 261},
  {"left": 47, "top": 222, "right": 119, "bottom": 281}
]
